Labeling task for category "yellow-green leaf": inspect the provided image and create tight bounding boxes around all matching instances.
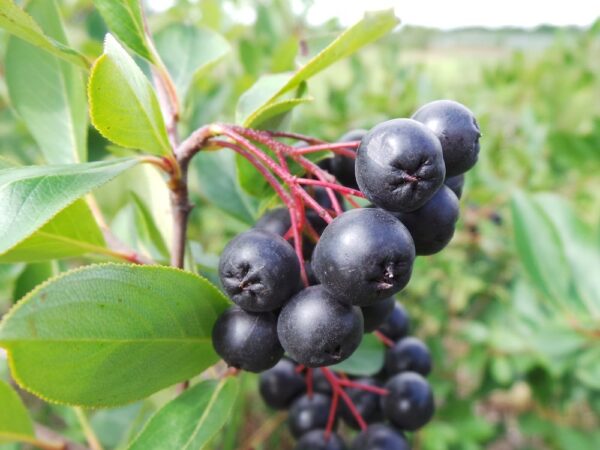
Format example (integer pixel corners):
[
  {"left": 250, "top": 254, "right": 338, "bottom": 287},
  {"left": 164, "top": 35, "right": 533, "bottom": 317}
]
[{"left": 0, "top": 379, "right": 34, "bottom": 444}]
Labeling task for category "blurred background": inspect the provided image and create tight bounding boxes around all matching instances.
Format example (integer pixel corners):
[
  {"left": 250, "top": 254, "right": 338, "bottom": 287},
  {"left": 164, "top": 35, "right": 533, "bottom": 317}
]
[{"left": 1, "top": 0, "right": 600, "bottom": 449}]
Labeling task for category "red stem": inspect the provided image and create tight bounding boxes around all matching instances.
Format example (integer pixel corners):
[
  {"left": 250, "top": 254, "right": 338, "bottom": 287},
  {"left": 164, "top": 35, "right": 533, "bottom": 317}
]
[
  {"left": 306, "top": 368, "right": 313, "bottom": 399},
  {"left": 324, "top": 387, "right": 339, "bottom": 439},
  {"left": 321, "top": 367, "right": 368, "bottom": 431},
  {"left": 374, "top": 330, "right": 395, "bottom": 348},
  {"left": 267, "top": 130, "right": 325, "bottom": 144},
  {"left": 290, "top": 141, "right": 360, "bottom": 158},
  {"left": 338, "top": 380, "right": 390, "bottom": 396},
  {"left": 297, "top": 178, "right": 366, "bottom": 198}
]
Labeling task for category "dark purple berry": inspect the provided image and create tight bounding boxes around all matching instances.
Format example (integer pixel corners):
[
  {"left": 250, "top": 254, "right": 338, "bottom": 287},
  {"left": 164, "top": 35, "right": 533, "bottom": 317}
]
[
  {"left": 377, "top": 303, "right": 410, "bottom": 341},
  {"left": 289, "top": 393, "right": 337, "bottom": 438},
  {"left": 277, "top": 285, "right": 364, "bottom": 367},
  {"left": 313, "top": 208, "right": 415, "bottom": 306},
  {"left": 259, "top": 359, "right": 306, "bottom": 410},
  {"left": 362, "top": 297, "right": 395, "bottom": 333},
  {"left": 218, "top": 229, "right": 300, "bottom": 312},
  {"left": 412, "top": 99, "right": 481, "bottom": 177},
  {"left": 382, "top": 372, "right": 435, "bottom": 431},
  {"left": 295, "top": 430, "right": 347, "bottom": 450},
  {"left": 385, "top": 336, "right": 432, "bottom": 377},
  {"left": 351, "top": 423, "right": 410, "bottom": 450},
  {"left": 255, "top": 207, "right": 291, "bottom": 236},
  {"left": 356, "top": 118, "right": 445, "bottom": 212},
  {"left": 330, "top": 129, "right": 367, "bottom": 189},
  {"left": 339, "top": 378, "right": 383, "bottom": 429},
  {"left": 212, "top": 306, "right": 283, "bottom": 372},
  {"left": 444, "top": 174, "right": 464, "bottom": 199}
]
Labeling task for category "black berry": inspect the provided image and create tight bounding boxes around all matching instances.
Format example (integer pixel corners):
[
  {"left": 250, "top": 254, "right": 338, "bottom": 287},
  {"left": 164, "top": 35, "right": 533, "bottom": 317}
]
[
  {"left": 382, "top": 372, "right": 435, "bottom": 431},
  {"left": 212, "top": 306, "right": 283, "bottom": 372},
  {"left": 339, "top": 377, "right": 383, "bottom": 429},
  {"left": 351, "top": 423, "right": 410, "bottom": 450},
  {"left": 255, "top": 207, "right": 291, "bottom": 236},
  {"left": 218, "top": 229, "right": 300, "bottom": 312},
  {"left": 385, "top": 336, "right": 432, "bottom": 377},
  {"left": 277, "top": 285, "right": 364, "bottom": 367},
  {"left": 312, "top": 367, "right": 333, "bottom": 395},
  {"left": 330, "top": 129, "right": 367, "bottom": 189},
  {"left": 412, "top": 99, "right": 481, "bottom": 177},
  {"left": 444, "top": 174, "right": 464, "bottom": 199},
  {"left": 259, "top": 359, "right": 306, "bottom": 410},
  {"left": 289, "top": 393, "right": 336, "bottom": 438},
  {"left": 393, "top": 185, "right": 459, "bottom": 255},
  {"left": 377, "top": 303, "right": 410, "bottom": 341},
  {"left": 362, "top": 297, "right": 395, "bottom": 333},
  {"left": 295, "top": 430, "right": 347, "bottom": 450},
  {"left": 312, "top": 208, "right": 415, "bottom": 306},
  {"left": 355, "top": 118, "right": 445, "bottom": 212}
]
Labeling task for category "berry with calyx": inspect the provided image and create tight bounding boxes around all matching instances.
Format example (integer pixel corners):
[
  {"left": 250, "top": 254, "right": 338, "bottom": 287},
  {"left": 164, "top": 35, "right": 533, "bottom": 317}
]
[
  {"left": 355, "top": 118, "right": 445, "bottom": 212},
  {"left": 377, "top": 303, "right": 410, "bottom": 341},
  {"left": 219, "top": 229, "right": 300, "bottom": 312},
  {"left": 339, "top": 377, "right": 383, "bottom": 429},
  {"left": 259, "top": 359, "right": 306, "bottom": 410},
  {"left": 382, "top": 372, "right": 435, "bottom": 431},
  {"left": 212, "top": 306, "right": 283, "bottom": 373},
  {"left": 351, "top": 423, "right": 410, "bottom": 450},
  {"left": 289, "top": 393, "right": 336, "bottom": 438},
  {"left": 330, "top": 129, "right": 367, "bottom": 189},
  {"left": 255, "top": 207, "right": 291, "bottom": 236},
  {"left": 393, "top": 185, "right": 459, "bottom": 256},
  {"left": 412, "top": 99, "right": 481, "bottom": 177},
  {"left": 295, "top": 430, "right": 347, "bottom": 450},
  {"left": 385, "top": 336, "right": 432, "bottom": 377},
  {"left": 362, "top": 297, "right": 395, "bottom": 333},
  {"left": 312, "top": 208, "right": 416, "bottom": 306},
  {"left": 444, "top": 174, "right": 465, "bottom": 199},
  {"left": 278, "top": 285, "right": 364, "bottom": 367}
]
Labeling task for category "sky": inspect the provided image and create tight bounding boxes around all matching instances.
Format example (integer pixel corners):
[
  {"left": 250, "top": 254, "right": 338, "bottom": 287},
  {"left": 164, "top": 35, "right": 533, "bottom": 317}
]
[{"left": 147, "top": 0, "right": 600, "bottom": 29}]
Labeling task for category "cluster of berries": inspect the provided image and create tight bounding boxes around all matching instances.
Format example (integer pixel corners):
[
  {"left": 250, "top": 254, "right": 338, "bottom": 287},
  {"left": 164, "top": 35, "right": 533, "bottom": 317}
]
[
  {"left": 260, "top": 303, "right": 434, "bottom": 449},
  {"left": 212, "top": 99, "right": 480, "bottom": 445}
]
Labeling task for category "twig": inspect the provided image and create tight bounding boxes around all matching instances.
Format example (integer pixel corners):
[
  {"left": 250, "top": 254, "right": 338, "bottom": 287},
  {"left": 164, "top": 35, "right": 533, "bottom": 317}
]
[
  {"left": 74, "top": 408, "right": 103, "bottom": 450},
  {"left": 34, "top": 423, "right": 89, "bottom": 450}
]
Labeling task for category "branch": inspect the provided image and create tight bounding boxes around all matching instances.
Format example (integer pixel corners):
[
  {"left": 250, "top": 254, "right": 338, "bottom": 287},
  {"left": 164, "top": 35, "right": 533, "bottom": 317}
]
[{"left": 34, "top": 424, "right": 90, "bottom": 450}]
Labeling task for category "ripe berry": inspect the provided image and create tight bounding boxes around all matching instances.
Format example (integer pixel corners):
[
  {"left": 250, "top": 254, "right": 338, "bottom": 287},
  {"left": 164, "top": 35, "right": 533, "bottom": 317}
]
[
  {"left": 312, "top": 367, "right": 333, "bottom": 395},
  {"left": 351, "top": 424, "right": 410, "bottom": 450},
  {"left": 277, "top": 285, "right": 364, "bottom": 367},
  {"left": 355, "top": 118, "right": 445, "bottom": 212},
  {"left": 385, "top": 336, "right": 432, "bottom": 377},
  {"left": 218, "top": 229, "right": 300, "bottom": 312},
  {"left": 255, "top": 207, "right": 291, "bottom": 236},
  {"left": 312, "top": 208, "right": 416, "bottom": 306},
  {"left": 330, "top": 129, "right": 367, "bottom": 189},
  {"left": 393, "top": 185, "right": 459, "bottom": 255},
  {"left": 362, "top": 297, "right": 395, "bottom": 333},
  {"left": 212, "top": 306, "right": 283, "bottom": 373},
  {"left": 289, "top": 393, "right": 337, "bottom": 438},
  {"left": 382, "top": 372, "right": 435, "bottom": 431},
  {"left": 377, "top": 303, "right": 410, "bottom": 341},
  {"left": 412, "top": 99, "right": 481, "bottom": 177},
  {"left": 444, "top": 174, "right": 465, "bottom": 199},
  {"left": 295, "top": 430, "right": 347, "bottom": 450},
  {"left": 259, "top": 359, "right": 306, "bottom": 410},
  {"left": 339, "top": 377, "right": 383, "bottom": 429},
  {"left": 306, "top": 186, "right": 344, "bottom": 235}
]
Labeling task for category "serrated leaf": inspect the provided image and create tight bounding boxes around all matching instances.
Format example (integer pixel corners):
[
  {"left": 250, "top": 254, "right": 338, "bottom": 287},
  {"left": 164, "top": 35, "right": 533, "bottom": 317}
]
[
  {"left": 332, "top": 334, "right": 385, "bottom": 376},
  {"left": 6, "top": 0, "right": 88, "bottom": 164},
  {"left": 89, "top": 34, "right": 172, "bottom": 156},
  {"left": 0, "top": 379, "right": 34, "bottom": 444},
  {"left": 92, "top": 0, "right": 155, "bottom": 61},
  {"left": 0, "top": 264, "right": 230, "bottom": 407},
  {"left": 236, "top": 10, "right": 398, "bottom": 126},
  {"left": 0, "top": 199, "right": 106, "bottom": 263},
  {"left": 0, "top": 0, "right": 89, "bottom": 68},
  {"left": 193, "top": 150, "right": 258, "bottom": 224},
  {"left": 155, "top": 24, "right": 231, "bottom": 100},
  {"left": 128, "top": 378, "right": 238, "bottom": 450},
  {"left": 0, "top": 158, "right": 138, "bottom": 258}
]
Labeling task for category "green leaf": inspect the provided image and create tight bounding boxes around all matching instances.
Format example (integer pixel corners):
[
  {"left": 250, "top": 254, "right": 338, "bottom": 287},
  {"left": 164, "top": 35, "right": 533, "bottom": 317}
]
[
  {"left": 6, "top": 0, "right": 88, "bottom": 164},
  {"left": 0, "top": 0, "right": 89, "bottom": 68},
  {"left": 128, "top": 378, "right": 238, "bottom": 450},
  {"left": 0, "top": 158, "right": 138, "bottom": 259},
  {"left": 0, "top": 199, "right": 106, "bottom": 263},
  {"left": 244, "top": 97, "right": 313, "bottom": 129},
  {"left": 92, "top": 0, "right": 155, "bottom": 62},
  {"left": 13, "top": 262, "right": 56, "bottom": 300},
  {"left": 89, "top": 34, "right": 172, "bottom": 156},
  {"left": 0, "top": 264, "right": 230, "bottom": 407},
  {"left": 0, "top": 379, "right": 34, "bottom": 444},
  {"left": 236, "top": 10, "right": 399, "bottom": 126},
  {"left": 193, "top": 151, "right": 258, "bottom": 224},
  {"left": 332, "top": 333, "right": 385, "bottom": 376},
  {"left": 155, "top": 24, "right": 231, "bottom": 100}
]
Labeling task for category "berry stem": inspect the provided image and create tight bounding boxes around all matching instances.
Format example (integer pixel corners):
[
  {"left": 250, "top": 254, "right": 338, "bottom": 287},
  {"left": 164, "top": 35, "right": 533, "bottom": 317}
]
[
  {"left": 324, "top": 387, "right": 339, "bottom": 439},
  {"left": 321, "top": 367, "right": 368, "bottom": 431},
  {"left": 338, "top": 380, "right": 390, "bottom": 396},
  {"left": 289, "top": 141, "right": 359, "bottom": 158},
  {"left": 306, "top": 368, "right": 314, "bottom": 399},
  {"left": 266, "top": 130, "right": 325, "bottom": 144},
  {"left": 297, "top": 178, "right": 366, "bottom": 198},
  {"left": 374, "top": 330, "right": 395, "bottom": 348}
]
